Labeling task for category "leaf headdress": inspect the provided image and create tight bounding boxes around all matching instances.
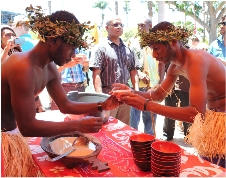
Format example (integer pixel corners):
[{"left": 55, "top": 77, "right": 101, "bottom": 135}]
[
  {"left": 16, "top": 5, "right": 94, "bottom": 49},
  {"left": 138, "top": 25, "right": 193, "bottom": 48}
]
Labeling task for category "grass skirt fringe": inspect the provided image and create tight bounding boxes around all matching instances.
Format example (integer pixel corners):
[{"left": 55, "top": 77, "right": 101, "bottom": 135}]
[
  {"left": 1, "top": 130, "right": 44, "bottom": 177},
  {"left": 185, "top": 109, "right": 226, "bottom": 163}
]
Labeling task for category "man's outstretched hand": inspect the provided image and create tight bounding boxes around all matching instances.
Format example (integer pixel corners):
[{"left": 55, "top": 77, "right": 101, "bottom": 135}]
[
  {"left": 77, "top": 116, "right": 103, "bottom": 133},
  {"left": 102, "top": 95, "right": 120, "bottom": 111},
  {"left": 110, "top": 83, "right": 132, "bottom": 93}
]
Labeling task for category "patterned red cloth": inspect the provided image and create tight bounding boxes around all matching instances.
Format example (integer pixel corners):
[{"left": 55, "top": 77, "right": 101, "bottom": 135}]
[
  {"left": 31, "top": 112, "right": 226, "bottom": 177},
  {"left": 1, "top": 145, "right": 4, "bottom": 177}
]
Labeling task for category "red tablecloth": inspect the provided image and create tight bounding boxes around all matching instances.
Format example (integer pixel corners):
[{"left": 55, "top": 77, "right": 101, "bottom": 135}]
[{"left": 30, "top": 111, "right": 225, "bottom": 177}]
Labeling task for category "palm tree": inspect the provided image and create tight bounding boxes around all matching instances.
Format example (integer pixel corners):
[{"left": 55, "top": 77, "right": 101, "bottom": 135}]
[
  {"left": 147, "top": 1, "right": 153, "bottom": 20},
  {"left": 140, "top": 1, "right": 157, "bottom": 20},
  {"left": 115, "top": 1, "right": 119, "bottom": 15},
  {"left": 92, "top": 1, "right": 110, "bottom": 27},
  {"left": 123, "top": 1, "right": 130, "bottom": 27}
]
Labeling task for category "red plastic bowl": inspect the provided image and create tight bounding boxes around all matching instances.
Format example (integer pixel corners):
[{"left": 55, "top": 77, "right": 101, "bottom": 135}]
[
  {"left": 130, "top": 141, "right": 152, "bottom": 149},
  {"left": 151, "top": 151, "right": 181, "bottom": 161},
  {"left": 151, "top": 155, "right": 181, "bottom": 164},
  {"left": 130, "top": 134, "right": 155, "bottom": 143},
  {"left": 131, "top": 144, "right": 152, "bottom": 152},
  {"left": 133, "top": 156, "right": 151, "bottom": 162},
  {"left": 134, "top": 159, "right": 151, "bottom": 172},
  {"left": 152, "top": 147, "right": 181, "bottom": 157},
  {"left": 132, "top": 152, "right": 151, "bottom": 161},
  {"left": 151, "top": 159, "right": 181, "bottom": 170},
  {"left": 151, "top": 165, "right": 180, "bottom": 174},
  {"left": 152, "top": 166, "right": 180, "bottom": 177},
  {"left": 151, "top": 141, "right": 181, "bottom": 156},
  {"left": 132, "top": 150, "right": 151, "bottom": 157},
  {"left": 151, "top": 161, "right": 181, "bottom": 174},
  {"left": 130, "top": 140, "right": 152, "bottom": 147}
]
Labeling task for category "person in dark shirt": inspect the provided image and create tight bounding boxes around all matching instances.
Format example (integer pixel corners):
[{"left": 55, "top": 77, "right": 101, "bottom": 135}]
[{"left": 89, "top": 16, "right": 140, "bottom": 125}]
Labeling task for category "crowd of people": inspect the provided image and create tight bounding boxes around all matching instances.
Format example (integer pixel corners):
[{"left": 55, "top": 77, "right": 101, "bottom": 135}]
[{"left": 1, "top": 6, "right": 225, "bottom": 177}]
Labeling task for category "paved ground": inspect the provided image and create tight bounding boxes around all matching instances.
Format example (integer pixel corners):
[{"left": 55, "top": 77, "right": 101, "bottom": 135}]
[{"left": 39, "top": 69, "right": 195, "bottom": 155}]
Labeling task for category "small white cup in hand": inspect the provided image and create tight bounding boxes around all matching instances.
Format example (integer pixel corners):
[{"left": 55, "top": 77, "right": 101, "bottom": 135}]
[
  {"left": 76, "top": 54, "right": 87, "bottom": 60},
  {"left": 71, "top": 54, "right": 87, "bottom": 64},
  {"left": 112, "top": 90, "right": 131, "bottom": 101}
]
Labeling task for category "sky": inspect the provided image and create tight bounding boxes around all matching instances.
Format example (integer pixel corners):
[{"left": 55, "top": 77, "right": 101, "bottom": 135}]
[{"left": 1, "top": 0, "right": 193, "bottom": 28}]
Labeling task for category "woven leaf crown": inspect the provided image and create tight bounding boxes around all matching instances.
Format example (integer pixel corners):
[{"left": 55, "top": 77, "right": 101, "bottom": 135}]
[
  {"left": 138, "top": 22, "right": 193, "bottom": 48},
  {"left": 17, "top": 5, "right": 94, "bottom": 50}
]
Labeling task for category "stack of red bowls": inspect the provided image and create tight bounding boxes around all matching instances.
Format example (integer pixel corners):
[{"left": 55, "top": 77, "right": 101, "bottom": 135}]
[
  {"left": 151, "top": 141, "right": 181, "bottom": 177},
  {"left": 130, "top": 133, "right": 155, "bottom": 172}
]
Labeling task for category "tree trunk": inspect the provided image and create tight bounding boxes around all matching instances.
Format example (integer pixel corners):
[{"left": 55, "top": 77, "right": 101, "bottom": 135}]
[
  {"left": 208, "top": 29, "right": 217, "bottom": 44},
  {"left": 208, "top": 13, "right": 218, "bottom": 43},
  {"left": 207, "top": 2, "right": 218, "bottom": 44},
  {"left": 158, "top": 1, "right": 166, "bottom": 22},
  {"left": 48, "top": 1, "right": 51, "bottom": 15},
  {"left": 115, "top": 1, "right": 118, "bottom": 15},
  {"left": 147, "top": 1, "right": 153, "bottom": 20}
]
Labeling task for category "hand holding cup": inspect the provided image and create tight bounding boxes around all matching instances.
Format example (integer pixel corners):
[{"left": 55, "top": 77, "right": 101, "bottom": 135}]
[
  {"left": 71, "top": 54, "right": 87, "bottom": 64},
  {"left": 111, "top": 90, "right": 132, "bottom": 101}
]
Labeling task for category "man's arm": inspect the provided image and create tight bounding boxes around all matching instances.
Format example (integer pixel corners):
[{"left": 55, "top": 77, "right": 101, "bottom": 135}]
[
  {"left": 92, "top": 68, "right": 102, "bottom": 93},
  {"left": 47, "top": 64, "right": 104, "bottom": 114},
  {"left": 146, "top": 56, "right": 208, "bottom": 122},
  {"left": 9, "top": 60, "right": 119, "bottom": 137},
  {"left": 130, "top": 69, "right": 139, "bottom": 91},
  {"left": 113, "top": 54, "right": 210, "bottom": 123},
  {"left": 57, "top": 55, "right": 86, "bottom": 72},
  {"left": 8, "top": 59, "right": 101, "bottom": 136},
  {"left": 115, "top": 66, "right": 198, "bottom": 123},
  {"left": 57, "top": 60, "right": 78, "bottom": 72}
]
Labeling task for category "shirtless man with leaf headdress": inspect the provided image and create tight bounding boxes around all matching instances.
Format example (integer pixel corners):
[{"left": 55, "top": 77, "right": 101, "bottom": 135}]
[{"left": 112, "top": 21, "right": 226, "bottom": 168}]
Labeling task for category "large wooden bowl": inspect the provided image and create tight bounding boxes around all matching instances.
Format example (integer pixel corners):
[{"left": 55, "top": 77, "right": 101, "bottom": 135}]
[{"left": 40, "top": 131, "right": 102, "bottom": 169}]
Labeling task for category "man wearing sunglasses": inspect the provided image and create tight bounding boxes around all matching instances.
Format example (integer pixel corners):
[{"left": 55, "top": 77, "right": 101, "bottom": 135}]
[
  {"left": 89, "top": 16, "right": 140, "bottom": 126},
  {"left": 208, "top": 12, "right": 226, "bottom": 65}
]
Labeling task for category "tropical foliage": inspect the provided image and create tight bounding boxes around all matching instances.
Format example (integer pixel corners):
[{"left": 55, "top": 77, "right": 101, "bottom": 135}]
[
  {"left": 92, "top": 1, "right": 110, "bottom": 26},
  {"left": 165, "top": 1, "right": 226, "bottom": 43}
]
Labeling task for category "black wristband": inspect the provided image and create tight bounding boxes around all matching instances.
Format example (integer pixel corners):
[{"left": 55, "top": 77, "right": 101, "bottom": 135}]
[
  {"left": 144, "top": 99, "right": 150, "bottom": 111},
  {"left": 97, "top": 101, "right": 103, "bottom": 112}
]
